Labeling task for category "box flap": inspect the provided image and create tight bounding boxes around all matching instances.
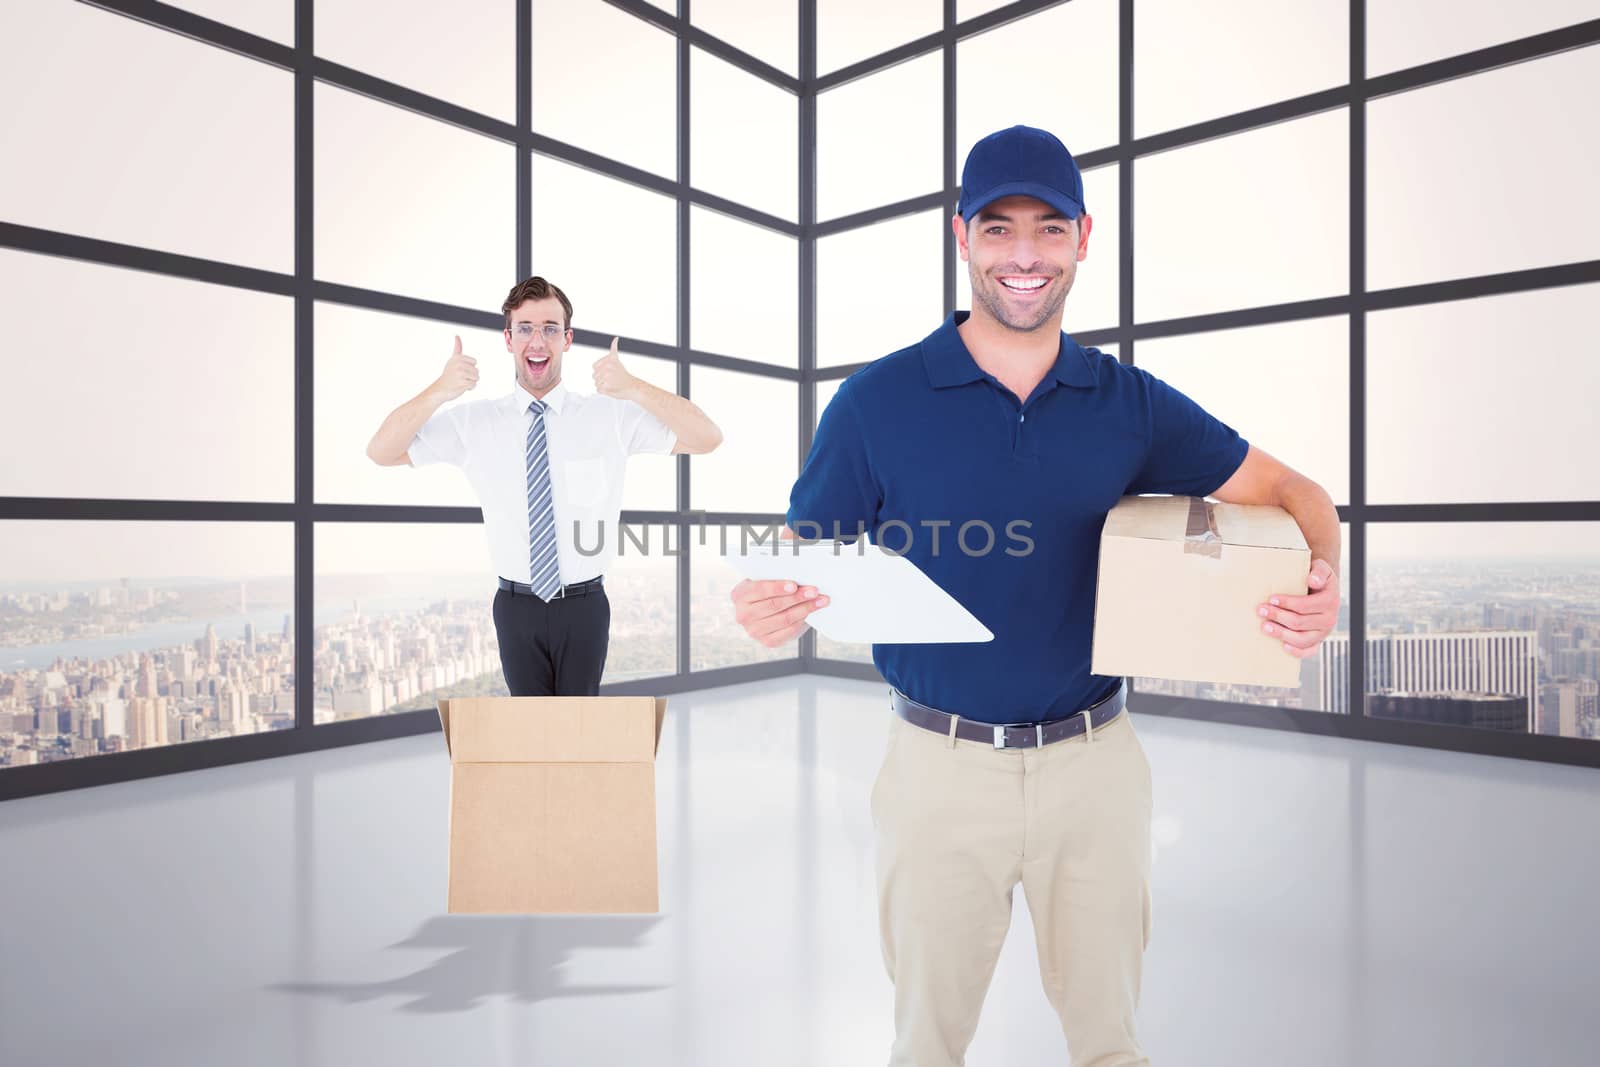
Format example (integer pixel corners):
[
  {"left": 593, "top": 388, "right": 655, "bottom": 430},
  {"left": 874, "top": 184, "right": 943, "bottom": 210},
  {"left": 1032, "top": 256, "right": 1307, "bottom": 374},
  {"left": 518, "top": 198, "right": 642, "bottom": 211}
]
[
  {"left": 654, "top": 697, "right": 667, "bottom": 757},
  {"left": 437, "top": 698, "right": 453, "bottom": 757},
  {"left": 1103, "top": 495, "right": 1307, "bottom": 552},
  {"left": 443, "top": 696, "right": 660, "bottom": 765}
]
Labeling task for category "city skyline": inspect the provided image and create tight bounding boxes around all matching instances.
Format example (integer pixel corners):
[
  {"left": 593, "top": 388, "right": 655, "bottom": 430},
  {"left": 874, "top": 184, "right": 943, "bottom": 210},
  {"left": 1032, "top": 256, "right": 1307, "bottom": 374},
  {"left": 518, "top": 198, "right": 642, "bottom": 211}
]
[
  {"left": 0, "top": 566, "right": 682, "bottom": 768},
  {"left": 6, "top": 542, "right": 1599, "bottom": 770}
]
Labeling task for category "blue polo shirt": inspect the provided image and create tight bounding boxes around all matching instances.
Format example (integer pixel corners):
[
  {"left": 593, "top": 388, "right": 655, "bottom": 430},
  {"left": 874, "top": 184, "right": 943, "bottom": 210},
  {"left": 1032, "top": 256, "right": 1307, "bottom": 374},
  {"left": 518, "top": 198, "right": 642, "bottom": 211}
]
[{"left": 788, "top": 311, "right": 1250, "bottom": 725}]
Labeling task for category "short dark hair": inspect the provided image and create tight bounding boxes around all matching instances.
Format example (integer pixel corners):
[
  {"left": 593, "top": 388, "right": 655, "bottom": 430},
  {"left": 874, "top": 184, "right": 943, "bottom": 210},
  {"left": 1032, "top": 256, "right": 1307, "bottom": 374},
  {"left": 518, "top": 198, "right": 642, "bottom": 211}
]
[{"left": 501, "top": 276, "right": 573, "bottom": 331}]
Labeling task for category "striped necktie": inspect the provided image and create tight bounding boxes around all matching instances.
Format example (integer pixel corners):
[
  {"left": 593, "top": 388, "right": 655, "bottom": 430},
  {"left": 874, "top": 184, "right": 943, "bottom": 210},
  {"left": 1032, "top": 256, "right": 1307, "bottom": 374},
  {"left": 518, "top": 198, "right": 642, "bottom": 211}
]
[{"left": 525, "top": 398, "right": 563, "bottom": 601}]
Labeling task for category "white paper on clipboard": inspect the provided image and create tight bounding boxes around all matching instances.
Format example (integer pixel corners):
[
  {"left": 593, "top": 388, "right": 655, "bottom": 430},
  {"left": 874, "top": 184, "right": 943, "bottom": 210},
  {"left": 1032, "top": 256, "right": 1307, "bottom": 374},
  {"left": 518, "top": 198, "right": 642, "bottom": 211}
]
[{"left": 728, "top": 540, "right": 994, "bottom": 645}]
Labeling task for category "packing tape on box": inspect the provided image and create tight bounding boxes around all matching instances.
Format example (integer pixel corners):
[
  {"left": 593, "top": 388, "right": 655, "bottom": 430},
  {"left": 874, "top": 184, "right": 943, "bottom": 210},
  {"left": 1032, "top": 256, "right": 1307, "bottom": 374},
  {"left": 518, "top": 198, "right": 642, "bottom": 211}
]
[{"left": 1184, "top": 497, "right": 1223, "bottom": 559}]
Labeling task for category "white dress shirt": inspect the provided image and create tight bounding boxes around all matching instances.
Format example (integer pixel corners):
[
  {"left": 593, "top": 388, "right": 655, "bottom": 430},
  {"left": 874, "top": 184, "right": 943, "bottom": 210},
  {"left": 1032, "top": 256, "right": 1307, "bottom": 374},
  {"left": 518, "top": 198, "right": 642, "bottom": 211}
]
[{"left": 408, "top": 381, "right": 676, "bottom": 586}]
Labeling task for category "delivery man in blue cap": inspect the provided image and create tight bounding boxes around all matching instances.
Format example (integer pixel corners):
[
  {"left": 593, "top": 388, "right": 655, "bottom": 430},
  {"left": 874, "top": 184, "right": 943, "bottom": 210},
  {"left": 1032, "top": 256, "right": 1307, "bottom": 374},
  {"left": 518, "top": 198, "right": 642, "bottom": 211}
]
[{"left": 730, "top": 125, "right": 1342, "bottom": 1065}]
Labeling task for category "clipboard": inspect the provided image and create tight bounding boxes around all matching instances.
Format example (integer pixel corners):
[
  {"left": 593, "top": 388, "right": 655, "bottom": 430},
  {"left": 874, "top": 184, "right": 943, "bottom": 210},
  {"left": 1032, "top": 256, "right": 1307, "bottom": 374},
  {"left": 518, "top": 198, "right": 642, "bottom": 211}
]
[{"left": 729, "top": 540, "right": 994, "bottom": 645}]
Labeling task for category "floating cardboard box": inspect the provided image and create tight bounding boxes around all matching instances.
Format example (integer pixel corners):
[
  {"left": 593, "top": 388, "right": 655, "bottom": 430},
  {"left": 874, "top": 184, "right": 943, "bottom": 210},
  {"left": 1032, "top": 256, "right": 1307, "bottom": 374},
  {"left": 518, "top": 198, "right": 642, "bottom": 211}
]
[
  {"left": 1092, "top": 495, "right": 1311, "bottom": 688},
  {"left": 437, "top": 696, "right": 666, "bottom": 914}
]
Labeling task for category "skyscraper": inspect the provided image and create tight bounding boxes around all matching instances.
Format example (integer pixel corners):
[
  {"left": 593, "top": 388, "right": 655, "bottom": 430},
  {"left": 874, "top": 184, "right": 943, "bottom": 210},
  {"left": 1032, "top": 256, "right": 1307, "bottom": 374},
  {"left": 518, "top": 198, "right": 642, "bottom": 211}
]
[
  {"left": 1320, "top": 631, "right": 1539, "bottom": 727},
  {"left": 1538, "top": 678, "right": 1599, "bottom": 737},
  {"left": 129, "top": 697, "right": 155, "bottom": 748},
  {"left": 100, "top": 694, "right": 127, "bottom": 742}
]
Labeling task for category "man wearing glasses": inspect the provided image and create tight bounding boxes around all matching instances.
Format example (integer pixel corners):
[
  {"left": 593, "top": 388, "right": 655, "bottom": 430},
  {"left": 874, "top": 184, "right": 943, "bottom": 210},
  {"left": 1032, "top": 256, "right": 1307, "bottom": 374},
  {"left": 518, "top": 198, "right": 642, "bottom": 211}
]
[{"left": 366, "top": 275, "right": 723, "bottom": 696}]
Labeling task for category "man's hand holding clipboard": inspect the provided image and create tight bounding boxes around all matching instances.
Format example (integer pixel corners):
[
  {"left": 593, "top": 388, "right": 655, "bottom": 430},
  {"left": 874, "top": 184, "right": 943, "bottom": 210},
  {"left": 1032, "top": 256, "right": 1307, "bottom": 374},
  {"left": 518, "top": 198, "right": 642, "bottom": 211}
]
[
  {"left": 728, "top": 527, "right": 993, "bottom": 647},
  {"left": 729, "top": 527, "right": 831, "bottom": 648}
]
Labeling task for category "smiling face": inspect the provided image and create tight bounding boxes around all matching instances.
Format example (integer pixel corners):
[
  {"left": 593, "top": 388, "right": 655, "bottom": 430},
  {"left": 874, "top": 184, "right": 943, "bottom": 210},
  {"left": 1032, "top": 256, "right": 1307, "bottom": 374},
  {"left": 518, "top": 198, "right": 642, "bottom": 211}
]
[
  {"left": 954, "top": 194, "right": 1093, "bottom": 334},
  {"left": 504, "top": 295, "right": 571, "bottom": 397}
]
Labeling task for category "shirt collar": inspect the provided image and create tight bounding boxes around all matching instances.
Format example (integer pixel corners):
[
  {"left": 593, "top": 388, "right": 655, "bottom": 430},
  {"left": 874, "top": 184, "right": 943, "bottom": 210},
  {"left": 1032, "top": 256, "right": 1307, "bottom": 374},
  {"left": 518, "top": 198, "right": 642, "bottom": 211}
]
[
  {"left": 920, "top": 310, "right": 1098, "bottom": 390},
  {"left": 515, "top": 380, "right": 569, "bottom": 415}
]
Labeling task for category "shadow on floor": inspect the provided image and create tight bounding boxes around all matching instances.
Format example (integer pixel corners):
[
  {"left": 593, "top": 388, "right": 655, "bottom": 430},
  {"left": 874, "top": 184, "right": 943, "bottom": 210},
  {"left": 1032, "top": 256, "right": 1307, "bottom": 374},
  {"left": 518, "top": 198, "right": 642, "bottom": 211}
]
[{"left": 270, "top": 914, "right": 669, "bottom": 1013}]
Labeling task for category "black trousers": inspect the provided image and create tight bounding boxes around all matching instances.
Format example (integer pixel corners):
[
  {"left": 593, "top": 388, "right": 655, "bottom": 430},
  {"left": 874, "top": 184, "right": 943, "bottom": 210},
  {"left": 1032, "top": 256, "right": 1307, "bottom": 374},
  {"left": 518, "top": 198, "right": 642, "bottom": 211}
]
[{"left": 491, "top": 584, "right": 610, "bottom": 696}]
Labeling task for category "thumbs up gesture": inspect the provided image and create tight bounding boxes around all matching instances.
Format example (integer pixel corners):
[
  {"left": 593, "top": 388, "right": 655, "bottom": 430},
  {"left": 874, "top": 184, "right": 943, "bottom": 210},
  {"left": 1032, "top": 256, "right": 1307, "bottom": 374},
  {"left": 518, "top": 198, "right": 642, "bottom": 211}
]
[
  {"left": 592, "top": 337, "right": 638, "bottom": 400},
  {"left": 434, "top": 335, "right": 479, "bottom": 402}
]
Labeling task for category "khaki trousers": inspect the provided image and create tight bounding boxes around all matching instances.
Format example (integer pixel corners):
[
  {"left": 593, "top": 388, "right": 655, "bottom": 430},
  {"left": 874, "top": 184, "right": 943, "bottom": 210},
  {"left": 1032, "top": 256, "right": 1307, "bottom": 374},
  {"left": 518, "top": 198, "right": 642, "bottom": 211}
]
[{"left": 871, "top": 703, "right": 1154, "bottom": 1067}]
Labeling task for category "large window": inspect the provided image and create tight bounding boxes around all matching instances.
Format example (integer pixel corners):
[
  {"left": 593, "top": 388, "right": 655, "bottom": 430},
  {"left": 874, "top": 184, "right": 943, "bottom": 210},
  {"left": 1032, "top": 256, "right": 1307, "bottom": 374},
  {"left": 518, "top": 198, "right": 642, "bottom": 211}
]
[
  {"left": 804, "top": 0, "right": 1600, "bottom": 769},
  {"left": 5, "top": 1, "right": 1597, "bottom": 795},
  {"left": 0, "top": 0, "right": 802, "bottom": 794}
]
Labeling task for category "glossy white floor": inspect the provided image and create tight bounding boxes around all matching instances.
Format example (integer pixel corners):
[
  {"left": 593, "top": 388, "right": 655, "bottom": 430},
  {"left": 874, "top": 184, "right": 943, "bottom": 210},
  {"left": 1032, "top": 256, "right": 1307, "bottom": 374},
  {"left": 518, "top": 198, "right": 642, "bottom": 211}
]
[{"left": 2, "top": 675, "right": 1595, "bottom": 1066}]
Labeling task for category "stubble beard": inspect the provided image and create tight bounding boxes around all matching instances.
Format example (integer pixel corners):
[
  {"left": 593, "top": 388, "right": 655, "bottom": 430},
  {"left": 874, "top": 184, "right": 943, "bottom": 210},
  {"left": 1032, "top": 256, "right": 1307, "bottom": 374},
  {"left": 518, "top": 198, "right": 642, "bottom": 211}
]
[{"left": 971, "top": 268, "right": 1072, "bottom": 333}]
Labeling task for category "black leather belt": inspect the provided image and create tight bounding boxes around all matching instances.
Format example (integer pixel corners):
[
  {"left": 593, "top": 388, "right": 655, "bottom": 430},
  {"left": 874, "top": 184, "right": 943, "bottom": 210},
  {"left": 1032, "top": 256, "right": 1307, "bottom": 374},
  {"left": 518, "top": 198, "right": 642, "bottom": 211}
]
[
  {"left": 497, "top": 575, "right": 604, "bottom": 600},
  {"left": 891, "top": 680, "right": 1127, "bottom": 749}
]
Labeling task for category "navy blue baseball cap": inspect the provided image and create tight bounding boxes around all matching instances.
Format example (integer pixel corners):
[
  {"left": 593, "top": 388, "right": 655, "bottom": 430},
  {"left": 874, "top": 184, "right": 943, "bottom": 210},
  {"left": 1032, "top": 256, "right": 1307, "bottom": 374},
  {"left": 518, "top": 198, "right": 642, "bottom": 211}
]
[{"left": 958, "top": 125, "right": 1085, "bottom": 222}]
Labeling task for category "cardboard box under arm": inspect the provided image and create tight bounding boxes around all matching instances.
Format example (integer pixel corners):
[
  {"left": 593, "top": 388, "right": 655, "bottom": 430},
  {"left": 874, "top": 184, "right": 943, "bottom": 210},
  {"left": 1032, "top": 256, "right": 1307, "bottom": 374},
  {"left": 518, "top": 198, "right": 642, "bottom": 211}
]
[
  {"left": 1092, "top": 495, "right": 1311, "bottom": 689},
  {"left": 437, "top": 696, "right": 667, "bottom": 914}
]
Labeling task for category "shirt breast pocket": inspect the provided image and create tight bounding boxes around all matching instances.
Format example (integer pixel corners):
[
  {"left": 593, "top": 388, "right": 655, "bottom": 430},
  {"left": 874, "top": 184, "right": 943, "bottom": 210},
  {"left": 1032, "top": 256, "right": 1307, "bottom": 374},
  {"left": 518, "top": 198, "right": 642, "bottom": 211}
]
[{"left": 561, "top": 456, "right": 610, "bottom": 509}]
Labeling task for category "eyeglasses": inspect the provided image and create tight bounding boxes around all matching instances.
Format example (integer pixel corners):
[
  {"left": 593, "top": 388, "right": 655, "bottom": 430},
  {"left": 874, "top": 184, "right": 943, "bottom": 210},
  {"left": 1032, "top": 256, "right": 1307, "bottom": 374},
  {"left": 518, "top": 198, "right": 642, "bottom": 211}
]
[{"left": 510, "top": 323, "right": 567, "bottom": 342}]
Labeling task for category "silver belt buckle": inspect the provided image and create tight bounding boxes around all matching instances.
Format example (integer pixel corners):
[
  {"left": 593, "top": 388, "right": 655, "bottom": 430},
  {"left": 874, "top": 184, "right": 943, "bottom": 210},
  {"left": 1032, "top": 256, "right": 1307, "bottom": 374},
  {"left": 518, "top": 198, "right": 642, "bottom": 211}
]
[{"left": 995, "top": 724, "right": 1047, "bottom": 748}]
